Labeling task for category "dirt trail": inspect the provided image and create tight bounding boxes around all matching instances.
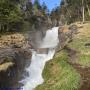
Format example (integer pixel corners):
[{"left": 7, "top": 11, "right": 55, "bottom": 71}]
[{"left": 65, "top": 47, "right": 90, "bottom": 90}]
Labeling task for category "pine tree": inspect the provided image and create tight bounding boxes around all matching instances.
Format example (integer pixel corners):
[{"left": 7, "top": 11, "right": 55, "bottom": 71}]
[{"left": 0, "top": 0, "right": 23, "bottom": 32}]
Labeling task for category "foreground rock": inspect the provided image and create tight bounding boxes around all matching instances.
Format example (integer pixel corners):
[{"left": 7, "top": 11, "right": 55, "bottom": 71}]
[
  {"left": 0, "top": 47, "right": 32, "bottom": 88},
  {"left": 0, "top": 32, "right": 38, "bottom": 88}
]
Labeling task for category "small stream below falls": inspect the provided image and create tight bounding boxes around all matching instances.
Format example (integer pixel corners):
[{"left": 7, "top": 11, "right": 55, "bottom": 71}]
[{"left": 20, "top": 27, "right": 59, "bottom": 90}]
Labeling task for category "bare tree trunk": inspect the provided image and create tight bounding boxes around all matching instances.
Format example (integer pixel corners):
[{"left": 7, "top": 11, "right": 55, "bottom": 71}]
[
  {"left": 0, "top": 24, "right": 1, "bottom": 32},
  {"left": 82, "top": 0, "right": 85, "bottom": 23},
  {"left": 87, "top": 5, "right": 90, "bottom": 16},
  {"left": 82, "top": 6, "right": 85, "bottom": 23}
]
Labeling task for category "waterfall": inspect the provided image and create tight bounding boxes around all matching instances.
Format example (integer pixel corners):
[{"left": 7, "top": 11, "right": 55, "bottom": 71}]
[{"left": 20, "top": 27, "right": 59, "bottom": 90}]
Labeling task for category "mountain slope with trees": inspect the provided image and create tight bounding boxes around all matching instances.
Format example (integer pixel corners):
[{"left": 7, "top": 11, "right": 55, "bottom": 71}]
[
  {"left": 51, "top": 0, "right": 90, "bottom": 24},
  {"left": 0, "top": 0, "right": 90, "bottom": 33}
]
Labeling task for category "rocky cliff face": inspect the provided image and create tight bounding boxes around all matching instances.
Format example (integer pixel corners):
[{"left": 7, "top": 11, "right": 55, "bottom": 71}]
[
  {"left": 0, "top": 48, "right": 32, "bottom": 88},
  {"left": 0, "top": 33, "right": 32, "bottom": 89}
]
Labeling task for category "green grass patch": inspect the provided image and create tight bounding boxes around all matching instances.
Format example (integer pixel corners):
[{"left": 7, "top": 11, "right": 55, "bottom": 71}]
[
  {"left": 68, "top": 37, "right": 90, "bottom": 52},
  {"left": 77, "top": 55, "right": 90, "bottom": 67},
  {"left": 68, "top": 37, "right": 90, "bottom": 67},
  {"left": 36, "top": 51, "right": 80, "bottom": 90}
]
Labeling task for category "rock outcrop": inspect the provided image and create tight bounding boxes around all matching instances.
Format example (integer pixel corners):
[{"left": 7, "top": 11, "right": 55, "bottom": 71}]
[
  {"left": 57, "top": 24, "right": 78, "bottom": 51},
  {"left": 0, "top": 32, "right": 33, "bottom": 88},
  {"left": 0, "top": 47, "right": 32, "bottom": 88}
]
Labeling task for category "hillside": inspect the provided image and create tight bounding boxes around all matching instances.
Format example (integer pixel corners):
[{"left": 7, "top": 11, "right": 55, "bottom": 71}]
[{"left": 36, "top": 22, "right": 90, "bottom": 90}]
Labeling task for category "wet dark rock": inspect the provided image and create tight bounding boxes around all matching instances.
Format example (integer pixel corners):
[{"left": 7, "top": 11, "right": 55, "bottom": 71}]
[
  {"left": 12, "top": 44, "right": 22, "bottom": 48},
  {"left": 0, "top": 47, "right": 32, "bottom": 88},
  {"left": 0, "top": 56, "right": 13, "bottom": 65}
]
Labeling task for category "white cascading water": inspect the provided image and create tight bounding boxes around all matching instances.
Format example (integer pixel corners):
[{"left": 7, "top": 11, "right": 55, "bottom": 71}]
[{"left": 20, "top": 27, "right": 59, "bottom": 90}]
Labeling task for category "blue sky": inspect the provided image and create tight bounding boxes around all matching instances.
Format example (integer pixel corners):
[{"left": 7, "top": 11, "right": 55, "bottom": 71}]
[
  {"left": 40, "top": 0, "right": 61, "bottom": 11},
  {"left": 32, "top": 0, "right": 61, "bottom": 11}
]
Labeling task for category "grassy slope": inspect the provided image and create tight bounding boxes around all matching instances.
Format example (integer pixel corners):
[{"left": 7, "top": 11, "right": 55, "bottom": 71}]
[
  {"left": 68, "top": 23, "right": 90, "bottom": 67},
  {"left": 36, "top": 23, "right": 90, "bottom": 90},
  {"left": 36, "top": 51, "right": 80, "bottom": 90}
]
